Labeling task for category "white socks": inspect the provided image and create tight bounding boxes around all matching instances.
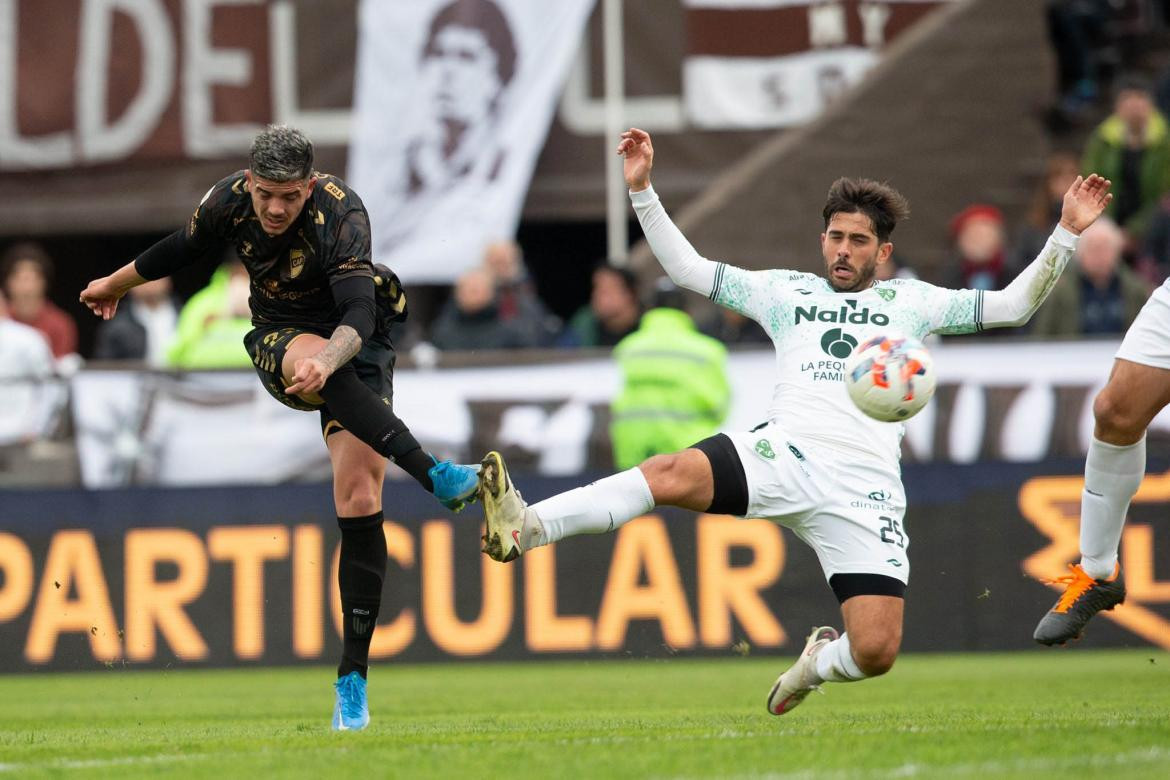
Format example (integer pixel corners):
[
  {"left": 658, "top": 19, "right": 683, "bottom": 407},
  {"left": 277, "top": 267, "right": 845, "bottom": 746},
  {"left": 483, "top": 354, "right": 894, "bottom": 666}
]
[
  {"left": 815, "top": 633, "right": 867, "bottom": 683},
  {"left": 1079, "top": 435, "right": 1145, "bottom": 580},
  {"left": 529, "top": 467, "right": 655, "bottom": 547}
]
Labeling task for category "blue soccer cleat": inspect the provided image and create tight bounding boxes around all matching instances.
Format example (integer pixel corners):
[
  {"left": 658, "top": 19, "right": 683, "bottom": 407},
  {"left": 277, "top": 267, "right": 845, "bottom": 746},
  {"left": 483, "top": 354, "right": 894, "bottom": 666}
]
[
  {"left": 332, "top": 671, "right": 370, "bottom": 731},
  {"left": 429, "top": 458, "right": 480, "bottom": 512}
]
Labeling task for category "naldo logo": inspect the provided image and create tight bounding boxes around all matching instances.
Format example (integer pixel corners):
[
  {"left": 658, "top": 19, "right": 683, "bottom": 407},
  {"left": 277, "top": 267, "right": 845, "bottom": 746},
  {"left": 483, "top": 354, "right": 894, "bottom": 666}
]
[
  {"left": 795, "top": 299, "right": 890, "bottom": 326},
  {"left": 821, "top": 328, "right": 857, "bottom": 358}
]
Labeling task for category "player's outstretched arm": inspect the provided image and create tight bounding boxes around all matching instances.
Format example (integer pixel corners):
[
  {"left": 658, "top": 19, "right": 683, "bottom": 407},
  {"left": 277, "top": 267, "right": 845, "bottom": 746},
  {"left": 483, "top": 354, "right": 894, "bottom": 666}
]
[
  {"left": 79, "top": 260, "right": 147, "bottom": 321},
  {"left": 82, "top": 207, "right": 221, "bottom": 322},
  {"left": 618, "top": 128, "right": 721, "bottom": 297},
  {"left": 981, "top": 174, "right": 1112, "bottom": 329}
]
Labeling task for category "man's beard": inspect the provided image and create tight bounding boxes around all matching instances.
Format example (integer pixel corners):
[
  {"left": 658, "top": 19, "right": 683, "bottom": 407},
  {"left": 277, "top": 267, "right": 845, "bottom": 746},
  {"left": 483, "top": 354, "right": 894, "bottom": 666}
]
[{"left": 827, "top": 260, "right": 876, "bottom": 292}]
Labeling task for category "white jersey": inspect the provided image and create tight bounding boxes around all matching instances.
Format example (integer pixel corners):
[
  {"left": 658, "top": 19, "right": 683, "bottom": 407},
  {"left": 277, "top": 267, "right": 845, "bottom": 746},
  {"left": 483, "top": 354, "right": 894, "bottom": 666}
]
[
  {"left": 629, "top": 184, "right": 1079, "bottom": 482},
  {"left": 712, "top": 266, "right": 980, "bottom": 477}
]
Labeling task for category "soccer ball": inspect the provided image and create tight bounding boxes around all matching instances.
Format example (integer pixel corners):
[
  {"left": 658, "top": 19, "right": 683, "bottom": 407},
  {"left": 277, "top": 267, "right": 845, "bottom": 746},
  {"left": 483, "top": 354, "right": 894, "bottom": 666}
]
[{"left": 843, "top": 333, "right": 936, "bottom": 422}]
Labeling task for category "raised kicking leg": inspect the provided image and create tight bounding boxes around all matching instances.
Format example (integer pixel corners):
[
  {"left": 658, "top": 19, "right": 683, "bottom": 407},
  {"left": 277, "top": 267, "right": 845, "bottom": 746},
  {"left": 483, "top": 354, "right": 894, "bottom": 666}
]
[
  {"left": 281, "top": 332, "right": 479, "bottom": 511},
  {"left": 478, "top": 447, "right": 712, "bottom": 562},
  {"left": 1034, "top": 358, "right": 1170, "bottom": 644}
]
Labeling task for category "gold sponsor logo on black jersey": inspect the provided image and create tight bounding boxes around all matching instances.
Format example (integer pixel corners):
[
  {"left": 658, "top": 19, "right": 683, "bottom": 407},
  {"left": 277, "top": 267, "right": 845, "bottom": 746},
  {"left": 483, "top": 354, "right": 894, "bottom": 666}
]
[{"left": 289, "top": 249, "right": 305, "bottom": 279}]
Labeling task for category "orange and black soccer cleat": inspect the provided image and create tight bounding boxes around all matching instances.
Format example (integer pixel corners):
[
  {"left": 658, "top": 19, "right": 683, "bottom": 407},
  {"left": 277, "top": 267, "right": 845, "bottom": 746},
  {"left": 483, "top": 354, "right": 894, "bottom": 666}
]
[{"left": 1033, "top": 563, "right": 1125, "bottom": 646}]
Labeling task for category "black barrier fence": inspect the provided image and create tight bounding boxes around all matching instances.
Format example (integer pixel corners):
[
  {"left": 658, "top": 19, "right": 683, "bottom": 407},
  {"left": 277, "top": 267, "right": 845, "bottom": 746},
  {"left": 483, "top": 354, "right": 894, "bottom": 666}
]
[{"left": 1, "top": 460, "right": 1168, "bottom": 672}]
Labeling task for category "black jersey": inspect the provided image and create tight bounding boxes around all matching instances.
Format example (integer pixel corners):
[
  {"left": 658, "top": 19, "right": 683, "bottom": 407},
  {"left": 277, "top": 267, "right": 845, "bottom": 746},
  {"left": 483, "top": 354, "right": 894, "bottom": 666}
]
[{"left": 185, "top": 171, "right": 374, "bottom": 334}]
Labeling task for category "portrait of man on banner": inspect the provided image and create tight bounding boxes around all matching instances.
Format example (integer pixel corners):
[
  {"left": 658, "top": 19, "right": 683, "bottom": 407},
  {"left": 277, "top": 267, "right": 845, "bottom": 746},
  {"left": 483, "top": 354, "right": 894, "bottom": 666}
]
[
  {"left": 341, "top": 0, "right": 589, "bottom": 284},
  {"left": 348, "top": 0, "right": 592, "bottom": 283},
  {"left": 404, "top": 0, "right": 516, "bottom": 203},
  {"left": 361, "top": 0, "right": 520, "bottom": 279}
]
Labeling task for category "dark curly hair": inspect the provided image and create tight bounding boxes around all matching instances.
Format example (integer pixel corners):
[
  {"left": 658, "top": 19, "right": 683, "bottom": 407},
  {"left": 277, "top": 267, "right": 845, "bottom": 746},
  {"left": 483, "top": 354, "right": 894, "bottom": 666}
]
[{"left": 822, "top": 178, "right": 910, "bottom": 243}]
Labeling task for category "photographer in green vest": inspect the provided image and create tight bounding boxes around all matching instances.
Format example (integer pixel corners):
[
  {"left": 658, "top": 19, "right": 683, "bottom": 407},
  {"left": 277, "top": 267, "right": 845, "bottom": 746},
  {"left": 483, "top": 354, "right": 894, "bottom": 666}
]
[{"left": 610, "top": 278, "right": 731, "bottom": 469}]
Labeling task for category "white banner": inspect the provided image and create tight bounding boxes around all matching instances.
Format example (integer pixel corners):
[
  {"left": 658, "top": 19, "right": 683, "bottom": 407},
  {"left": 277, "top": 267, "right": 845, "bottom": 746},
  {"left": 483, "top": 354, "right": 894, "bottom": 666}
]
[
  {"left": 683, "top": 0, "right": 950, "bottom": 129},
  {"left": 685, "top": 50, "right": 878, "bottom": 129},
  {"left": 70, "top": 339, "right": 1170, "bottom": 488},
  {"left": 347, "top": 0, "right": 594, "bottom": 283}
]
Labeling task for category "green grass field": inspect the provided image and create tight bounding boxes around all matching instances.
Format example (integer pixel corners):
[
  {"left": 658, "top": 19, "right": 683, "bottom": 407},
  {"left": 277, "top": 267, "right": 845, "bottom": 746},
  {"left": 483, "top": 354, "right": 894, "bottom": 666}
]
[{"left": 2, "top": 650, "right": 1169, "bottom": 779}]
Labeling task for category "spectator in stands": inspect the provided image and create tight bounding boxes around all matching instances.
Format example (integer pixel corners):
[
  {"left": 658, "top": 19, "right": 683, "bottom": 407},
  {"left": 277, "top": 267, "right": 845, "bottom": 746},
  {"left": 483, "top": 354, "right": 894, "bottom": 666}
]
[
  {"left": 431, "top": 265, "right": 535, "bottom": 350},
  {"left": 1014, "top": 152, "right": 1082, "bottom": 270},
  {"left": 1032, "top": 217, "right": 1148, "bottom": 337},
  {"left": 561, "top": 263, "right": 642, "bottom": 348},
  {"left": 481, "top": 239, "right": 560, "bottom": 345},
  {"left": 1045, "top": 0, "right": 1108, "bottom": 122},
  {"left": 944, "top": 204, "right": 1012, "bottom": 291},
  {"left": 167, "top": 259, "right": 254, "bottom": 368},
  {"left": 92, "top": 277, "right": 179, "bottom": 366},
  {"left": 0, "top": 287, "right": 56, "bottom": 445},
  {"left": 0, "top": 241, "right": 77, "bottom": 359},
  {"left": 610, "top": 279, "right": 729, "bottom": 470},
  {"left": 1082, "top": 74, "right": 1170, "bottom": 244}
]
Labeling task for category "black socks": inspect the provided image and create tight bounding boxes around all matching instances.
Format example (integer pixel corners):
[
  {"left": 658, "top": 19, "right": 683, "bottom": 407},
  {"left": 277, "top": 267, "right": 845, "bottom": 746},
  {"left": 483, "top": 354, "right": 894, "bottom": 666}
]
[{"left": 337, "top": 512, "right": 387, "bottom": 679}]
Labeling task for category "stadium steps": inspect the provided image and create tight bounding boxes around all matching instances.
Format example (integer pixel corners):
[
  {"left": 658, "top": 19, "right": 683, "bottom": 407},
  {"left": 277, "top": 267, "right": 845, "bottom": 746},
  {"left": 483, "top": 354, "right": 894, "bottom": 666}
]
[{"left": 628, "top": 0, "right": 1057, "bottom": 284}]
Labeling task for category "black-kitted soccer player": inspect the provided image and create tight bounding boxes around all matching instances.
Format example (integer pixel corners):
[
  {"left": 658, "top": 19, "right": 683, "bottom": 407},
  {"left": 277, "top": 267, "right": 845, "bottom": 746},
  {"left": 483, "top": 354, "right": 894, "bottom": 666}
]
[{"left": 80, "top": 125, "right": 480, "bottom": 731}]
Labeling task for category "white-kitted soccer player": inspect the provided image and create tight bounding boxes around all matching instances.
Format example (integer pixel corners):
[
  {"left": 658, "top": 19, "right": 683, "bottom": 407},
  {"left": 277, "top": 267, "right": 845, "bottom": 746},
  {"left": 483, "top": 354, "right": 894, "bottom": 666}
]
[{"left": 477, "top": 128, "right": 1113, "bottom": 715}]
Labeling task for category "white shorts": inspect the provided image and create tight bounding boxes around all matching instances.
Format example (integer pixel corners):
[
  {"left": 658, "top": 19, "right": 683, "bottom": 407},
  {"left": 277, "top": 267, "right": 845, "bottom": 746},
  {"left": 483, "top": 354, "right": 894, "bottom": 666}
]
[
  {"left": 1117, "top": 282, "right": 1170, "bottom": 369},
  {"left": 725, "top": 421, "right": 909, "bottom": 584}
]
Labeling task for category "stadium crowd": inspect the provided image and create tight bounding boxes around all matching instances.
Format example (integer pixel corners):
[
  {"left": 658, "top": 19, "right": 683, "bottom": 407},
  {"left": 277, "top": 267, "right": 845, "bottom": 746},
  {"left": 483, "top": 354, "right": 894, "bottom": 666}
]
[{"left": 1, "top": 1, "right": 1169, "bottom": 455}]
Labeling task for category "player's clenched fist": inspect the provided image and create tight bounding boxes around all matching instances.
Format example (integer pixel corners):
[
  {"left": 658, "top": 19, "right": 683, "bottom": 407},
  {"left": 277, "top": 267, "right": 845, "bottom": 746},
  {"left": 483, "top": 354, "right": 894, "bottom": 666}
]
[{"left": 285, "top": 357, "right": 330, "bottom": 398}]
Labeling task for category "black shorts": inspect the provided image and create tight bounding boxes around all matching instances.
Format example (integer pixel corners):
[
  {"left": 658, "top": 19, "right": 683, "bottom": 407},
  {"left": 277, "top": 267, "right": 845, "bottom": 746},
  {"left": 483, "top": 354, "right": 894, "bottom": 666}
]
[{"left": 243, "top": 325, "right": 396, "bottom": 435}]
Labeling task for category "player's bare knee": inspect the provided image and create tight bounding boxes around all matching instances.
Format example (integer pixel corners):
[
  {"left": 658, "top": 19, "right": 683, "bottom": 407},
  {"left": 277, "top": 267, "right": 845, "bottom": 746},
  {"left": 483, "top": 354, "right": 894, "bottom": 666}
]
[
  {"left": 639, "top": 452, "right": 675, "bottom": 478},
  {"left": 852, "top": 639, "right": 899, "bottom": 677},
  {"left": 337, "top": 491, "right": 380, "bottom": 518},
  {"left": 1092, "top": 389, "right": 1145, "bottom": 441},
  {"left": 849, "top": 627, "right": 901, "bottom": 677},
  {"left": 639, "top": 452, "right": 698, "bottom": 505},
  {"left": 639, "top": 453, "right": 678, "bottom": 489},
  {"left": 335, "top": 474, "right": 381, "bottom": 517}
]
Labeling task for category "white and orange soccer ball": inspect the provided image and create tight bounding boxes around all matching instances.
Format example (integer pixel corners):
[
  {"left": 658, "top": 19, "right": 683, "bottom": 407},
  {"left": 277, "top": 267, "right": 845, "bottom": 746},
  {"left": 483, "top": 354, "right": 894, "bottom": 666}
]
[{"left": 843, "top": 333, "right": 936, "bottom": 422}]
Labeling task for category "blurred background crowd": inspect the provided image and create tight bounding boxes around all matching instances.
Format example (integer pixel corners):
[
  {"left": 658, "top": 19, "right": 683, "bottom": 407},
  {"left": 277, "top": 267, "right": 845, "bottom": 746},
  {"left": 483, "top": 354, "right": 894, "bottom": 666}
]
[{"left": 3, "top": 0, "right": 1170, "bottom": 485}]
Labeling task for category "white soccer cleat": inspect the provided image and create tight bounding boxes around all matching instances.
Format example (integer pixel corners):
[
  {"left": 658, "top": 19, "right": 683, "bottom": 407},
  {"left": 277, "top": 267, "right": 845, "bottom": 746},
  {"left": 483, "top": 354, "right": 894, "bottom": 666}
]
[
  {"left": 766, "top": 626, "right": 839, "bottom": 716},
  {"left": 479, "top": 451, "right": 544, "bottom": 563}
]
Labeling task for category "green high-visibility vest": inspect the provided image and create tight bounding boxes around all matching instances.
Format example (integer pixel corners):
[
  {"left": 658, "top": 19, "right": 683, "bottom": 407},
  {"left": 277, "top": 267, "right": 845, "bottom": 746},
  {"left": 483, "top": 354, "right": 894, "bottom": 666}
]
[{"left": 610, "top": 308, "right": 731, "bottom": 470}]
